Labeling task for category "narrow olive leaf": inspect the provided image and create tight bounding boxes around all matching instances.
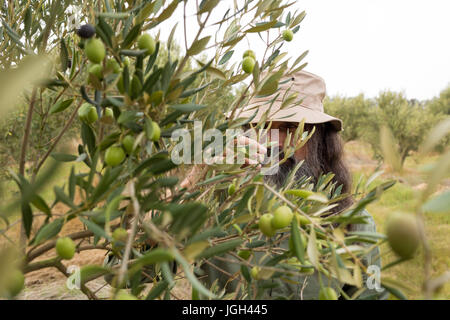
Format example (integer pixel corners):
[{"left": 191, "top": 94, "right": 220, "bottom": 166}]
[
  {"left": 241, "top": 265, "right": 251, "bottom": 283},
  {"left": 161, "top": 262, "right": 175, "bottom": 288},
  {"left": 50, "top": 153, "right": 78, "bottom": 162},
  {"left": 24, "top": 7, "right": 32, "bottom": 35},
  {"left": 198, "top": 0, "right": 220, "bottom": 14},
  {"left": 136, "top": 1, "right": 156, "bottom": 24},
  {"left": 53, "top": 186, "right": 76, "bottom": 209},
  {"left": 258, "top": 70, "right": 284, "bottom": 96},
  {"left": 145, "top": 42, "right": 160, "bottom": 74},
  {"left": 382, "top": 283, "right": 407, "bottom": 300},
  {"left": 79, "top": 265, "right": 111, "bottom": 285},
  {"left": 132, "top": 249, "right": 174, "bottom": 268},
  {"left": 81, "top": 122, "right": 96, "bottom": 155},
  {"left": 1, "top": 20, "right": 24, "bottom": 47},
  {"left": 172, "top": 249, "right": 217, "bottom": 299},
  {"left": 156, "top": 0, "right": 179, "bottom": 23},
  {"left": 144, "top": 117, "right": 154, "bottom": 141},
  {"left": 169, "top": 104, "right": 206, "bottom": 112},
  {"left": 196, "top": 239, "right": 243, "bottom": 260},
  {"left": 21, "top": 202, "right": 33, "bottom": 238},
  {"left": 60, "top": 39, "right": 69, "bottom": 71},
  {"left": 222, "top": 34, "right": 245, "bottom": 47},
  {"left": 96, "top": 12, "right": 130, "bottom": 19},
  {"left": 68, "top": 166, "right": 76, "bottom": 201},
  {"left": 288, "top": 62, "right": 308, "bottom": 75},
  {"left": 290, "top": 50, "right": 308, "bottom": 71},
  {"left": 307, "top": 227, "right": 319, "bottom": 268},
  {"left": 206, "top": 66, "right": 226, "bottom": 80},
  {"left": 290, "top": 218, "right": 305, "bottom": 263},
  {"left": 245, "top": 20, "right": 278, "bottom": 33},
  {"left": 49, "top": 98, "right": 74, "bottom": 114},
  {"left": 32, "top": 218, "right": 64, "bottom": 246},
  {"left": 30, "top": 194, "right": 51, "bottom": 216},
  {"left": 219, "top": 50, "right": 234, "bottom": 65},
  {"left": 180, "top": 82, "right": 211, "bottom": 98},
  {"left": 79, "top": 217, "right": 110, "bottom": 240},
  {"left": 146, "top": 280, "right": 169, "bottom": 300},
  {"left": 289, "top": 10, "right": 306, "bottom": 27},
  {"left": 119, "top": 49, "right": 147, "bottom": 56},
  {"left": 187, "top": 36, "right": 211, "bottom": 56},
  {"left": 422, "top": 191, "right": 450, "bottom": 214},
  {"left": 122, "top": 23, "right": 142, "bottom": 49}
]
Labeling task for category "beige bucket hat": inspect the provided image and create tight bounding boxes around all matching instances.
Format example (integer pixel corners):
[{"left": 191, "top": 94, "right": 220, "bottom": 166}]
[{"left": 228, "top": 70, "right": 342, "bottom": 131}]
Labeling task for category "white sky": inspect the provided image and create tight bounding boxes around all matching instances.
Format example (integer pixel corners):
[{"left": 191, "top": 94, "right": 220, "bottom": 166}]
[{"left": 160, "top": 0, "right": 450, "bottom": 100}]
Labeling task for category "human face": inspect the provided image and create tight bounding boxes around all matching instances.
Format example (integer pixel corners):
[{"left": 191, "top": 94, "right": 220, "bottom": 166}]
[{"left": 266, "top": 121, "right": 307, "bottom": 161}]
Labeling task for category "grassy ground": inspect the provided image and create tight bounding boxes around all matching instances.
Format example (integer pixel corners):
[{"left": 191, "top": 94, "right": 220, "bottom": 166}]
[{"left": 345, "top": 141, "right": 450, "bottom": 300}]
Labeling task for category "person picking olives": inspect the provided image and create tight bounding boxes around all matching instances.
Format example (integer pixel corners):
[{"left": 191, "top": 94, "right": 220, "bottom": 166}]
[{"left": 188, "top": 70, "right": 389, "bottom": 300}]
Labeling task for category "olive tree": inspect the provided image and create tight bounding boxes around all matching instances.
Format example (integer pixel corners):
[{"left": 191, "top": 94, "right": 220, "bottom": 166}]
[{"left": 0, "top": 0, "right": 446, "bottom": 300}]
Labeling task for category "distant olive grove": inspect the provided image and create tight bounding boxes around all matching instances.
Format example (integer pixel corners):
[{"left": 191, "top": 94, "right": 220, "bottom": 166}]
[{"left": 324, "top": 87, "right": 450, "bottom": 166}]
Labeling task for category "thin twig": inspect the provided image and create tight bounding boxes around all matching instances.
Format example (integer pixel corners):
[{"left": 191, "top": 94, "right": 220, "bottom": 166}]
[{"left": 117, "top": 180, "right": 140, "bottom": 285}]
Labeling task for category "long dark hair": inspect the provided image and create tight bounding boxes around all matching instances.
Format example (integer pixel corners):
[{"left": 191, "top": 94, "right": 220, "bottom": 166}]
[{"left": 303, "top": 123, "right": 353, "bottom": 213}]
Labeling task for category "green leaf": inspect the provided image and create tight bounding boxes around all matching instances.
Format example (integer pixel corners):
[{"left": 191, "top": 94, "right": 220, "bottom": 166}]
[
  {"left": 32, "top": 218, "right": 64, "bottom": 245},
  {"left": 60, "top": 39, "right": 69, "bottom": 71},
  {"left": 69, "top": 166, "right": 76, "bottom": 201},
  {"left": 24, "top": 7, "right": 32, "bottom": 36},
  {"left": 219, "top": 50, "right": 234, "bottom": 65},
  {"left": 156, "top": 0, "right": 180, "bottom": 23},
  {"left": 290, "top": 219, "right": 305, "bottom": 263},
  {"left": 21, "top": 202, "right": 33, "bottom": 238},
  {"left": 307, "top": 227, "right": 319, "bottom": 268},
  {"left": 289, "top": 10, "right": 306, "bottom": 27},
  {"left": 206, "top": 66, "right": 226, "bottom": 80},
  {"left": 50, "top": 153, "right": 78, "bottom": 162},
  {"left": 382, "top": 283, "right": 407, "bottom": 300},
  {"left": 245, "top": 20, "right": 278, "bottom": 33},
  {"left": 422, "top": 191, "right": 450, "bottom": 214},
  {"left": 198, "top": 0, "right": 220, "bottom": 14},
  {"left": 172, "top": 249, "right": 216, "bottom": 299},
  {"left": 131, "top": 249, "right": 174, "bottom": 270},
  {"left": 136, "top": 1, "right": 157, "bottom": 24},
  {"left": 81, "top": 122, "right": 96, "bottom": 156},
  {"left": 79, "top": 265, "right": 111, "bottom": 285},
  {"left": 49, "top": 98, "right": 74, "bottom": 114},
  {"left": 54, "top": 186, "right": 76, "bottom": 209},
  {"left": 119, "top": 49, "right": 148, "bottom": 56},
  {"left": 79, "top": 217, "right": 110, "bottom": 241},
  {"left": 122, "top": 23, "right": 142, "bottom": 49},
  {"left": 179, "top": 82, "right": 211, "bottom": 98},
  {"left": 146, "top": 280, "right": 169, "bottom": 300},
  {"left": 187, "top": 36, "right": 211, "bottom": 56},
  {"left": 169, "top": 103, "right": 206, "bottom": 112},
  {"left": 96, "top": 12, "right": 130, "bottom": 19},
  {"left": 196, "top": 239, "right": 243, "bottom": 260},
  {"left": 30, "top": 194, "right": 51, "bottom": 216},
  {"left": 258, "top": 70, "right": 284, "bottom": 96}
]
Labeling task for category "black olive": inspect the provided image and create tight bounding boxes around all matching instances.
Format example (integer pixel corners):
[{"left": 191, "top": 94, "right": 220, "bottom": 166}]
[{"left": 76, "top": 24, "right": 96, "bottom": 39}]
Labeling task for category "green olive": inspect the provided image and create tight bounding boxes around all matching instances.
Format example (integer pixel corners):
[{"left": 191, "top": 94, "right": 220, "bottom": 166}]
[
  {"left": 85, "top": 38, "right": 105, "bottom": 63},
  {"left": 56, "top": 237, "right": 76, "bottom": 260}
]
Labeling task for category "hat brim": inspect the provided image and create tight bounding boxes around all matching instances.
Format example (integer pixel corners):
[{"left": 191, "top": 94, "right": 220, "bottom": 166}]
[{"left": 226, "top": 102, "right": 343, "bottom": 131}]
